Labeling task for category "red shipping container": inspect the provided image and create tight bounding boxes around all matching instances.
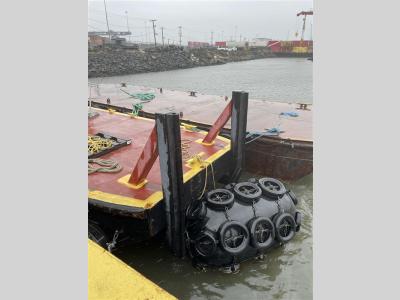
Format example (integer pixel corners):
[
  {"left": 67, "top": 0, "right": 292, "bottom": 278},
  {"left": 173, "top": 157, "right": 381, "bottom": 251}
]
[
  {"left": 215, "top": 41, "right": 226, "bottom": 47},
  {"left": 267, "top": 40, "right": 281, "bottom": 52}
]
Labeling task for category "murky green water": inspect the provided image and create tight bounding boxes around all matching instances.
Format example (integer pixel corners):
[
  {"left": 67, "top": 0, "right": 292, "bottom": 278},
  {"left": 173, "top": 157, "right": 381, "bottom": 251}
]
[{"left": 115, "top": 174, "right": 312, "bottom": 300}]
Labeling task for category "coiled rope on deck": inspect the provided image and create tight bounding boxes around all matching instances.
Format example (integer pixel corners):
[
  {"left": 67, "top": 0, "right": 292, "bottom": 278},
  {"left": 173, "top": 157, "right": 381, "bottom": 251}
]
[
  {"left": 88, "top": 158, "right": 122, "bottom": 174},
  {"left": 181, "top": 139, "right": 216, "bottom": 199},
  {"left": 88, "top": 135, "right": 113, "bottom": 156}
]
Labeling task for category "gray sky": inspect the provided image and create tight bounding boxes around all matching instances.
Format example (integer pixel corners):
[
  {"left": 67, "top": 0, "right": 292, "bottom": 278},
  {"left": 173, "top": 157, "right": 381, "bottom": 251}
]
[{"left": 88, "top": 1, "right": 313, "bottom": 44}]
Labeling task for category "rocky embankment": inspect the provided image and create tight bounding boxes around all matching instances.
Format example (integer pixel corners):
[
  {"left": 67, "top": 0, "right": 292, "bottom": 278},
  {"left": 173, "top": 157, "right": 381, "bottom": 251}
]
[{"left": 88, "top": 46, "right": 275, "bottom": 78}]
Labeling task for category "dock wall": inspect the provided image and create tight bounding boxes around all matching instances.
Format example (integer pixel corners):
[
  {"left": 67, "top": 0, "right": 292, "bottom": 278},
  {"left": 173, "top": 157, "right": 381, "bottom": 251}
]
[{"left": 88, "top": 46, "right": 275, "bottom": 78}]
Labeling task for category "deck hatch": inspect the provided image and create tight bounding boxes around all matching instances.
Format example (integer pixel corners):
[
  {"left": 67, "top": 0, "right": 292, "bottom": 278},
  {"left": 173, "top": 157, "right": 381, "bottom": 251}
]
[{"left": 88, "top": 132, "right": 132, "bottom": 158}]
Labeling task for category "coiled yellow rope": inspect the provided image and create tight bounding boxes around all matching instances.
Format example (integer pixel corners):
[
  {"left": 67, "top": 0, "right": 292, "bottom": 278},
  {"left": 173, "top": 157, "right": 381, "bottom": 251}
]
[
  {"left": 180, "top": 139, "right": 216, "bottom": 199},
  {"left": 88, "top": 136, "right": 113, "bottom": 156}
]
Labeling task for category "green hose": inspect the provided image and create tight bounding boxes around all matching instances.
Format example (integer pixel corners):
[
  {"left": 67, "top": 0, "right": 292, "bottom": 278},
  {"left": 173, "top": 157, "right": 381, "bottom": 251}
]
[{"left": 120, "top": 89, "right": 155, "bottom": 102}]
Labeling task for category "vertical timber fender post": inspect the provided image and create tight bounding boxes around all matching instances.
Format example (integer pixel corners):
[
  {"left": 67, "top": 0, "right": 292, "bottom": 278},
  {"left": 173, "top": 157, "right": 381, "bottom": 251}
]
[
  {"left": 230, "top": 91, "right": 249, "bottom": 182},
  {"left": 155, "top": 113, "right": 186, "bottom": 257}
]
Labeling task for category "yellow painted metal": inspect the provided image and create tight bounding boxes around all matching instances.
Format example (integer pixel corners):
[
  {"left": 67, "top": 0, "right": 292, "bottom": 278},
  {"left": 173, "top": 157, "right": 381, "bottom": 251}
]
[
  {"left": 88, "top": 239, "right": 177, "bottom": 300},
  {"left": 292, "top": 46, "right": 308, "bottom": 53},
  {"left": 88, "top": 190, "right": 164, "bottom": 209},
  {"left": 181, "top": 122, "right": 198, "bottom": 132},
  {"left": 182, "top": 143, "right": 230, "bottom": 183},
  {"left": 118, "top": 175, "right": 149, "bottom": 189}
]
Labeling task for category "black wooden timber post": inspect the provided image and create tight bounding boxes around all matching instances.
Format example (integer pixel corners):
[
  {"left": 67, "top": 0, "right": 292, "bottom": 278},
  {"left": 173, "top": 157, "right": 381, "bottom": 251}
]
[
  {"left": 155, "top": 112, "right": 186, "bottom": 257},
  {"left": 230, "top": 91, "right": 249, "bottom": 182}
]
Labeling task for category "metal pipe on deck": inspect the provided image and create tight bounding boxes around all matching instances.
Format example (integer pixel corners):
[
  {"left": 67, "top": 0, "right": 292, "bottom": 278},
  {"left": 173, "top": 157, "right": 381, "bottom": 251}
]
[
  {"left": 128, "top": 125, "right": 158, "bottom": 187},
  {"left": 202, "top": 100, "right": 233, "bottom": 145},
  {"left": 155, "top": 112, "right": 186, "bottom": 257},
  {"left": 230, "top": 91, "right": 249, "bottom": 182}
]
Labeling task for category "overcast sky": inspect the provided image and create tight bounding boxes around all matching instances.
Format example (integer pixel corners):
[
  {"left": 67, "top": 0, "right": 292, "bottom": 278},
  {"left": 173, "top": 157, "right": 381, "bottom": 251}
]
[{"left": 88, "top": 1, "right": 313, "bottom": 44}]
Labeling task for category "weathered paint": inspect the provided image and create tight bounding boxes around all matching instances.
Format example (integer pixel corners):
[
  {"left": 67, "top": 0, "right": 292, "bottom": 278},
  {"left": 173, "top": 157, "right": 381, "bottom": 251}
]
[
  {"left": 89, "top": 108, "right": 230, "bottom": 210},
  {"left": 202, "top": 100, "right": 233, "bottom": 144},
  {"left": 129, "top": 124, "right": 158, "bottom": 185},
  {"left": 88, "top": 239, "right": 177, "bottom": 300},
  {"left": 156, "top": 113, "right": 186, "bottom": 257}
]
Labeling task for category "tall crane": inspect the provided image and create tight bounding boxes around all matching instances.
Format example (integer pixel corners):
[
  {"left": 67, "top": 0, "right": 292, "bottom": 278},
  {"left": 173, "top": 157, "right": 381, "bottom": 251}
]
[{"left": 297, "top": 11, "right": 313, "bottom": 41}]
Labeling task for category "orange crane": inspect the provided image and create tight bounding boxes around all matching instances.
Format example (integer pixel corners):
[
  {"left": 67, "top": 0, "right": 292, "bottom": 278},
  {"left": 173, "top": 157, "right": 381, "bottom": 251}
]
[{"left": 297, "top": 11, "right": 313, "bottom": 41}]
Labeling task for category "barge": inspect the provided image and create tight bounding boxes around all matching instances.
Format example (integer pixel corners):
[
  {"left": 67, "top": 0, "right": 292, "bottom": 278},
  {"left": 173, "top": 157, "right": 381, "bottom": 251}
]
[
  {"left": 88, "top": 84, "right": 312, "bottom": 180},
  {"left": 89, "top": 91, "right": 249, "bottom": 256}
]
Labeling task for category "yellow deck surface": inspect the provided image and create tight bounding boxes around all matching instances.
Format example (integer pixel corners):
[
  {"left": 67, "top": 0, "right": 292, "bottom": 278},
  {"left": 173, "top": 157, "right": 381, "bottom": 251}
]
[{"left": 88, "top": 240, "right": 177, "bottom": 300}]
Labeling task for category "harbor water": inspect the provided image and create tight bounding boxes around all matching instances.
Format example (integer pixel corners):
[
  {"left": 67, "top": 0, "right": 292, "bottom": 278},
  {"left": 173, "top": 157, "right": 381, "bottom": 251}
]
[
  {"left": 89, "top": 57, "right": 313, "bottom": 103},
  {"left": 97, "top": 57, "right": 313, "bottom": 300}
]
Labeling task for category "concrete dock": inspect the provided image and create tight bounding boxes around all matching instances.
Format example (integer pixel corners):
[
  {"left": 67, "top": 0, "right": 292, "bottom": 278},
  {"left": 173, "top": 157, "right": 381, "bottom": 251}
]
[{"left": 88, "top": 239, "right": 177, "bottom": 300}]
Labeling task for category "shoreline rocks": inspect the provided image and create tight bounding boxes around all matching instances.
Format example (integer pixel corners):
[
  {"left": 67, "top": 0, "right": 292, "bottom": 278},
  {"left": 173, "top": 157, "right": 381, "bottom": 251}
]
[{"left": 88, "top": 46, "right": 275, "bottom": 78}]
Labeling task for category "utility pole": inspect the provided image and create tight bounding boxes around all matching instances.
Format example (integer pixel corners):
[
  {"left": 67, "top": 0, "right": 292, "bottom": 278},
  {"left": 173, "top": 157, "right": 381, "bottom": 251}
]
[
  {"left": 150, "top": 19, "right": 157, "bottom": 47},
  {"left": 103, "top": 0, "right": 111, "bottom": 40},
  {"left": 210, "top": 31, "right": 213, "bottom": 46},
  {"left": 234, "top": 25, "right": 237, "bottom": 41},
  {"left": 178, "top": 26, "right": 182, "bottom": 46},
  {"left": 125, "top": 10, "right": 130, "bottom": 41},
  {"left": 161, "top": 27, "right": 165, "bottom": 46},
  {"left": 144, "top": 21, "right": 148, "bottom": 44}
]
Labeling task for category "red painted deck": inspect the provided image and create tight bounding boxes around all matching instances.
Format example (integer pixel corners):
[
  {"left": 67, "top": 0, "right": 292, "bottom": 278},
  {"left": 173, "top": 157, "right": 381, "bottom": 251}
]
[
  {"left": 88, "top": 109, "right": 229, "bottom": 202},
  {"left": 88, "top": 84, "right": 312, "bottom": 142}
]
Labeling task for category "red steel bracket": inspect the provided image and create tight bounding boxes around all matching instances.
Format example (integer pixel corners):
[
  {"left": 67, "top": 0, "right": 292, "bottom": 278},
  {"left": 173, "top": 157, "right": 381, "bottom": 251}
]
[
  {"left": 128, "top": 125, "right": 159, "bottom": 186},
  {"left": 202, "top": 100, "right": 233, "bottom": 145}
]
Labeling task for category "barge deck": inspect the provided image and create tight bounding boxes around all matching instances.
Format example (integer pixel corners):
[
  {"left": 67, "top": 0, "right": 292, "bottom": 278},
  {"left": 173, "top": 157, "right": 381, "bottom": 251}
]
[
  {"left": 89, "top": 84, "right": 313, "bottom": 180},
  {"left": 89, "top": 108, "right": 232, "bottom": 241}
]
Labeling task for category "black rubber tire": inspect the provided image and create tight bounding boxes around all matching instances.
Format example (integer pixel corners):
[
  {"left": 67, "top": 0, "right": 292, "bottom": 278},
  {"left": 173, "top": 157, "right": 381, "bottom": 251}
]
[
  {"left": 288, "top": 190, "right": 298, "bottom": 205},
  {"left": 274, "top": 213, "right": 296, "bottom": 243},
  {"left": 295, "top": 211, "right": 302, "bottom": 232},
  {"left": 186, "top": 200, "right": 207, "bottom": 220},
  {"left": 88, "top": 221, "right": 108, "bottom": 249},
  {"left": 248, "top": 217, "right": 275, "bottom": 250},
  {"left": 206, "top": 189, "right": 234, "bottom": 210},
  {"left": 258, "top": 177, "right": 287, "bottom": 199},
  {"left": 233, "top": 182, "right": 262, "bottom": 204},
  {"left": 194, "top": 231, "right": 217, "bottom": 257},
  {"left": 219, "top": 221, "right": 249, "bottom": 255}
]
